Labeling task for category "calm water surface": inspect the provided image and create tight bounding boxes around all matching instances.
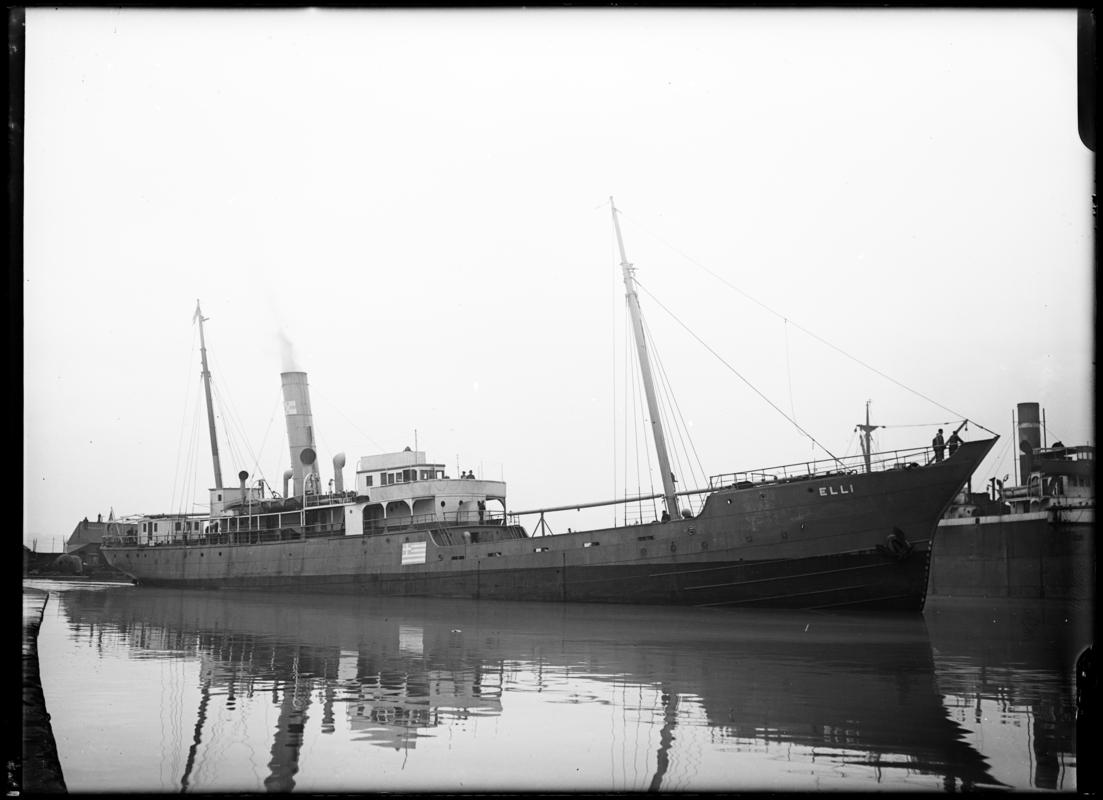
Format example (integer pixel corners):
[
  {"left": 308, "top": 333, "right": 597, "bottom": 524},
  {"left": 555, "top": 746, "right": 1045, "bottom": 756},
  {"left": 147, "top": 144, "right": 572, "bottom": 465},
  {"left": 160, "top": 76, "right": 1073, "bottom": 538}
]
[{"left": 26, "top": 580, "right": 1087, "bottom": 792}]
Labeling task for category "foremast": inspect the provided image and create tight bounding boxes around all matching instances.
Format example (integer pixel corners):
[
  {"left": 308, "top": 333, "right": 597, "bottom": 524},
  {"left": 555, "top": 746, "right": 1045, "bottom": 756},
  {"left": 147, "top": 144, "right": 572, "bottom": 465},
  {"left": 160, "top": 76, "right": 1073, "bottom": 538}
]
[
  {"left": 194, "top": 299, "right": 224, "bottom": 490},
  {"left": 611, "top": 198, "right": 679, "bottom": 518},
  {"left": 857, "top": 400, "right": 880, "bottom": 474}
]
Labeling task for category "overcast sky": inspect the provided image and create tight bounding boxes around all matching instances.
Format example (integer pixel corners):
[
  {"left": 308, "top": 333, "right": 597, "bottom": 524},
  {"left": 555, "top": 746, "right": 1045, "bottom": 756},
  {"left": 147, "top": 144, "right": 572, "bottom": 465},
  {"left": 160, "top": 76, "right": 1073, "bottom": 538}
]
[{"left": 22, "top": 8, "right": 1093, "bottom": 548}]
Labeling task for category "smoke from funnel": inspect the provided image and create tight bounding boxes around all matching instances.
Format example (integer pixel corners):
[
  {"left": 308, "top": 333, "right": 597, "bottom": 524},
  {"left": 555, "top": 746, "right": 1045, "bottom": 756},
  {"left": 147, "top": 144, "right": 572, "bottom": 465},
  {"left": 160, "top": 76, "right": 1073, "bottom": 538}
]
[{"left": 278, "top": 329, "right": 300, "bottom": 373}]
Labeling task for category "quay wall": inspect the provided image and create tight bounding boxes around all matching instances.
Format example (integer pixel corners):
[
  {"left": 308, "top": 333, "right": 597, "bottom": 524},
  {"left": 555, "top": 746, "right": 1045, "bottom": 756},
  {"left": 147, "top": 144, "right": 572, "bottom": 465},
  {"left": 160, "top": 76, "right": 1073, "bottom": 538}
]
[{"left": 21, "top": 589, "right": 67, "bottom": 793}]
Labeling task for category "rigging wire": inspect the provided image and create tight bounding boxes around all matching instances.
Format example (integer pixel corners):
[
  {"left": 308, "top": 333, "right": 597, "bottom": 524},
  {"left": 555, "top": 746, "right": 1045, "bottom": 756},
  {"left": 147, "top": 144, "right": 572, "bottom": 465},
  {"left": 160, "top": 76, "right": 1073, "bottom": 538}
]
[
  {"left": 628, "top": 323, "right": 646, "bottom": 522},
  {"left": 620, "top": 209, "right": 997, "bottom": 436},
  {"left": 784, "top": 318, "right": 797, "bottom": 423},
  {"left": 1041, "top": 421, "right": 1066, "bottom": 445},
  {"left": 640, "top": 312, "right": 708, "bottom": 510},
  {"left": 184, "top": 406, "right": 201, "bottom": 516},
  {"left": 207, "top": 362, "right": 268, "bottom": 486},
  {"left": 839, "top": 429, "right": 861, "bottom": 461},
  {"left": 210, "top": 382, "right": 243, "bottom": 480},
  {"left": 655, "top": 387, "right": 689, "bottom": 508},
  {"left": 635, "top": 279, "right": 843, "bottom": 465},
  {"left": 312, "top": 387, "right": 386, "bottom": 453},
  {"left": 249, "top": 391, "right": 285, "bottom": 492},
  {"left": 171, "top": 328, "right": 201, "bottom": 516},
  {"left": 612, "top": 222, "right": 621, "bottom": 527},
  {"left": 627, "top": 320, "right": 658, "bottom": 522},
  {"left": 646, "top": 331, "right": 686, "bottom": 491},
  {"left": 622, "top": 314, "right": 631, "bottom": 527},
  {"left": 646, "top": 315, "right": 708, "bottom": 487},
  {"left": 986, "top": 437, "right": 1014, "bottom": 483},
  {"left": 172, "top": 387, "right": 201, "bottom": 519},
  {"left": 878, "top": 421, "right": 965, "bottom": 429}
]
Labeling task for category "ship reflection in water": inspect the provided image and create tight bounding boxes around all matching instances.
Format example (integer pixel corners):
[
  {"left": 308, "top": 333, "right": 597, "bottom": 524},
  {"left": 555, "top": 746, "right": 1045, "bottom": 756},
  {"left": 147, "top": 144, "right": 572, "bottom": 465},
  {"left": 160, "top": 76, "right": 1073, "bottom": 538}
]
[{"left": 31, "top": 582, "right": 1082, "bottom": 792}]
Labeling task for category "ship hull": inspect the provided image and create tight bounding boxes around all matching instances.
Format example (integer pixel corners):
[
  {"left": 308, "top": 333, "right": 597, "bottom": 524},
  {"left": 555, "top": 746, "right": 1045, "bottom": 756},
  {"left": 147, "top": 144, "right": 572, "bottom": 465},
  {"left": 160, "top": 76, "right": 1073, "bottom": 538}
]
[
  {"left": 104, "top": 547, "right": 933, "bottom": 611},
  {"left": 103, "top": 439, "right": 995, "bottom": 612},
  {"left": 929, "top": 507, "right": 1094, "bottom": 602}
]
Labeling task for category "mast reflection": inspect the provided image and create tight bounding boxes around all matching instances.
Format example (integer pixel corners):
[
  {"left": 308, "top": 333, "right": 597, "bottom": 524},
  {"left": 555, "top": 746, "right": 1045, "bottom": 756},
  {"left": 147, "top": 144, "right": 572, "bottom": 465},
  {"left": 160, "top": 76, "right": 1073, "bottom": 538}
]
[{"left": 56, "top": 588, "right": 1005, "bottom": 791}]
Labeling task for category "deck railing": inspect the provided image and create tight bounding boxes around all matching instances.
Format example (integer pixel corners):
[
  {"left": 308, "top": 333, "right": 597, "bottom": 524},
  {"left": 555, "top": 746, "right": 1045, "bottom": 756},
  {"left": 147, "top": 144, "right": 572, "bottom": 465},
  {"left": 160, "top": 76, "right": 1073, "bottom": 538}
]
[
  {"left": 707, "top": 445, "right": 931, "bottom": 490},
  {"left": 103, "top": 510, "right": 510, "bottom": 548},
  {"left": 102, "top": 519, "right": 346, "bottom": 548},
  {"left": 362, "top": 510, "right": 506, "bottom": 536}
]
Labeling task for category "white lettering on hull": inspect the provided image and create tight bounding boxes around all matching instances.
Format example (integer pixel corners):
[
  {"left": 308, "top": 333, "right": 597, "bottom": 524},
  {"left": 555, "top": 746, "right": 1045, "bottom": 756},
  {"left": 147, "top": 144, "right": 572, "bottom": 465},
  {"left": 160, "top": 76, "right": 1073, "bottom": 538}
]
[{"left": 818, "top": 484, "right": 856, "bottom": 497}]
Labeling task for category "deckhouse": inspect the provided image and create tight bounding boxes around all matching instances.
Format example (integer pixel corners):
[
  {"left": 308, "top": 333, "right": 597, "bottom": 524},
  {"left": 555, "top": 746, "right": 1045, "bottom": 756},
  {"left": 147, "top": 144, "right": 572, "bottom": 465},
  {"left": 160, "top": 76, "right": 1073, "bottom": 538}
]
[{"left": 354, "top": 448, "right": 508, "bottom": 535}]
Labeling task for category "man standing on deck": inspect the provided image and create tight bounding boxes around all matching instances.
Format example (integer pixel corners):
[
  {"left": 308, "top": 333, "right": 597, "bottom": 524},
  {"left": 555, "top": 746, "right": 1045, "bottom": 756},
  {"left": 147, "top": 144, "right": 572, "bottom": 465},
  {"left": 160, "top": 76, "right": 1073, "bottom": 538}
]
[
  {"left": 947, "top": 430, "right": 962, "bottom": 456},
  {"left": 932, "top": 429, "right": 946, "bottom": 462}
]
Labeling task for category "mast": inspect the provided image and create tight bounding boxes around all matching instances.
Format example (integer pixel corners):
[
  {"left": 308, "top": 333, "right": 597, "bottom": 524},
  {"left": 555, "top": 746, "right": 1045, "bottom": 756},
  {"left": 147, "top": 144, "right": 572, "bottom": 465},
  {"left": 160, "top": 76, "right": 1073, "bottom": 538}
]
[
  {"left": 611, "top": 197, "right": 679, "bottom": 518},
  {"left": 194, "top": 300, "right": 224, "bottom": 490},
  {"left": 857, "top": 400, "right": 879, "bottom": 473}
]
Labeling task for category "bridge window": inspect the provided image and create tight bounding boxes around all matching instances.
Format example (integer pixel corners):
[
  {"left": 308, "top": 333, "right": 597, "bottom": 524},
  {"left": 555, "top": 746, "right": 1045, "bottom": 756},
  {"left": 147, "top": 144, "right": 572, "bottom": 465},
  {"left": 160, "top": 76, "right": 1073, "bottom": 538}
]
[{"left": 365, "top": 476, "right": 373, "bottom": 487}]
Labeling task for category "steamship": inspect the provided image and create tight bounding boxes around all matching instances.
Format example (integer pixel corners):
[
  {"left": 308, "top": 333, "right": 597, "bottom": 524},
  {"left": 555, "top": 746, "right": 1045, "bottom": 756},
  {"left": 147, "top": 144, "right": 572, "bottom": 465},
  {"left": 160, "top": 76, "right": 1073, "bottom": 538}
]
[
  {"left": 100, "top": 201, "right": 996, "bottom": 610},
  {"left": 929, "top": 401, "right": 1094, "bottom": 602}
]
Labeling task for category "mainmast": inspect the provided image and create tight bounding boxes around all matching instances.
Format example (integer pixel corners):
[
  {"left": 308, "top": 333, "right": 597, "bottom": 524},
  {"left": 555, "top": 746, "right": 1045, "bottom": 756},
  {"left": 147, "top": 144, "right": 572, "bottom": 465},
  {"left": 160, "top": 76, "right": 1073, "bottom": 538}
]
[
  {"left": 194, "top": 300, "right": 224, "bottom": 490},
  {"left": 611, "top": 197, "right": 679, "bottom": 518}
]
